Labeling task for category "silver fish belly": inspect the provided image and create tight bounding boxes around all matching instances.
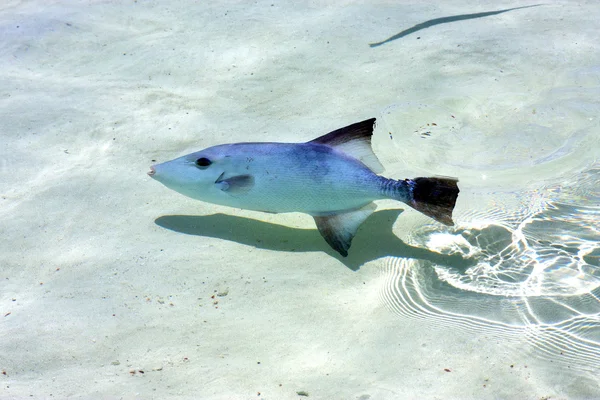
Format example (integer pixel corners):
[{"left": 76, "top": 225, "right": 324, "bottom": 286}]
[{"left": 149, "top": 118, "right": 459, "bottom": 256}]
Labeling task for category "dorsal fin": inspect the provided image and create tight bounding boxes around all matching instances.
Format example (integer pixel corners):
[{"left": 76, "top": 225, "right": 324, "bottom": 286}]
[{"left": 309, "top": 118, "right": 384, "bottom": 174}]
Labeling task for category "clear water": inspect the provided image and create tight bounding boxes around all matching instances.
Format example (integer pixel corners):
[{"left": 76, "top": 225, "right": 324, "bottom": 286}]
[
  {"left": 1, "top": 1, "right": 599, "bottom": 399},
  {"left": 377, "top": 91, "right": 600, "bottom": 375}
]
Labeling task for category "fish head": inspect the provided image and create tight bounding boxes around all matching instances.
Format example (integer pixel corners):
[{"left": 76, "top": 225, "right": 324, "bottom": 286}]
[{"left": 148, "top": 144, "right": 247, "bottom": 203}]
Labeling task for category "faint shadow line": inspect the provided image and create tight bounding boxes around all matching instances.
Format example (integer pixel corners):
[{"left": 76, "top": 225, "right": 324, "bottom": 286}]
[
  {"left": 155, "top": 209, "right": 474, "bottom": 271},
  {"left": 369, "top": 4, "right": 543, "bottom": 48}
]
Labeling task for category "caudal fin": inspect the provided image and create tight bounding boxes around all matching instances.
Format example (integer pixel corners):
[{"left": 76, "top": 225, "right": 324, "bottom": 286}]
[{"left": 407, "top": 177, "right": 459, "bottom": 226}]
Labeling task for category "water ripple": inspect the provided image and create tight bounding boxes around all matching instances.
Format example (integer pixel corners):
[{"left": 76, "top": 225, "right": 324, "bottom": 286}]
[
  {"left": 376, "top": 81, "right": 600, "bottom": 375},
  {"left": 378, "top": 162, "right": 600, "bottom": 373},
  {"left": 379, "top": 257, "right": 600, "bottom": 374}
]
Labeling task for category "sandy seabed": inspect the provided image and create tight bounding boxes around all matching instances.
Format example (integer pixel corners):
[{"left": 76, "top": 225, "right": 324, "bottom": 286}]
[{"left": 1, "top": 1, "right": 599, "bottom": 399}]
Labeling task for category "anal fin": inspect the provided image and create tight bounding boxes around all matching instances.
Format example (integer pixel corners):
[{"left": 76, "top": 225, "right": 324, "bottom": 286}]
[{"left": 313, "top": 203, "right": 376, "bottom": 257}]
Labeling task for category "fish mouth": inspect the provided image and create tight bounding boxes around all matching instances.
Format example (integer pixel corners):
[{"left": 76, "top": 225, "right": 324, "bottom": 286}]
[{"left": 147, "top": 166, "right": 156, "bottom": 177}]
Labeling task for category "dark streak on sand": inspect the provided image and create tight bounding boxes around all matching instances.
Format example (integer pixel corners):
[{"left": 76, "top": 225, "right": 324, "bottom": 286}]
[{"left": 369, "top": 5, "right": 543, "bottom": 47}]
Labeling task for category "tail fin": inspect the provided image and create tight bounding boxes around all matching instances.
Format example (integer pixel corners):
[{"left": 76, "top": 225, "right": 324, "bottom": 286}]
[{"left": 407, "top": 177, "right": 459, "bottom": 226}]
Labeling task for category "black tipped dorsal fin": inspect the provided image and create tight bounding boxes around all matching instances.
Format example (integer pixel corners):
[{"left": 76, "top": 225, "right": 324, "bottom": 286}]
[
  {"left": 309, "top": 118, "right": 384, "bottom": 174},
  {"left": 313, "top": 203, "right": 376, "bottom": 257}
]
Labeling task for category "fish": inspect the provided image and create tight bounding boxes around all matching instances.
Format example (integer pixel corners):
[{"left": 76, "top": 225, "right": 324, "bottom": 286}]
[{"left": 148, "top": 118, "right": 459, "bottom": 257}]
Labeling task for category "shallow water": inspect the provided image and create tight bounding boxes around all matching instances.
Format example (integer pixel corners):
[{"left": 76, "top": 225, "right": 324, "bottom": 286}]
[
  {"left": 378, "top": 87, "right": 600, "bottom": 376},
  {"left": 1, "top": 1, "right": 599, "bottom": 399}
]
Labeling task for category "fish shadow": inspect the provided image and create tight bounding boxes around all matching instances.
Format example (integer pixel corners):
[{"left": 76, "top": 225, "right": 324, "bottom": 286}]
[
  {"left": 155, "top": 209, "right": 474, "bottom": 271},
  {"left": 369, "top": 4, "right": 542, "bottom": 47}
]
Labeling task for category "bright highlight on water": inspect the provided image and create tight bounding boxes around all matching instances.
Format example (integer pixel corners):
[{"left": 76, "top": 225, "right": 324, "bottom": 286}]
[{"left": 149, "top": 119, "right": 459, "bottom": 256}]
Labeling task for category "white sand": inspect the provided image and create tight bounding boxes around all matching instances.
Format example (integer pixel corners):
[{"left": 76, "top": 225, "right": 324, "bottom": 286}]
[{"left": 1, "top": 1, "right": 599, "bottom": 399}]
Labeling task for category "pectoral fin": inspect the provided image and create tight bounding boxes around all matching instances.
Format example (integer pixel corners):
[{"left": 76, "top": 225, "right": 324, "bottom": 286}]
[
  {"left": 215, "top": 173, "right": 255, "bottom": 195},
  {"left": 313, "top": 203, "right": 376, "bottom": 257}
]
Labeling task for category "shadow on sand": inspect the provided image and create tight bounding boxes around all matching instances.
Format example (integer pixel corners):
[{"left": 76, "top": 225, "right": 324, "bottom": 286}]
[
  {"left": 155, "top": 209, "right": 473, "bottom": 271},
  {"left": 369, "top": 5, "right": 542, "bottom": 47}
]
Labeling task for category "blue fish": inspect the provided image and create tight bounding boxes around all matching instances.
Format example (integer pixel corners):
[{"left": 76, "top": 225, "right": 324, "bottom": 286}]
[{"left": 148, "top": 118, "right": 459, "bottom": 256}]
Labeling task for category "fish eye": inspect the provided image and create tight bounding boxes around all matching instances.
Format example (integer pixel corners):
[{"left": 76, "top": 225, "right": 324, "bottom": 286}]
[{"left": 195, "top": 157, "right": 212, "bottom": 168}]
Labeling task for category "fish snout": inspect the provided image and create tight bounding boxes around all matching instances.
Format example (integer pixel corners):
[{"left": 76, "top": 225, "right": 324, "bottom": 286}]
[{"left": 147, "top": 165, "right": 156, "bottom": 177}]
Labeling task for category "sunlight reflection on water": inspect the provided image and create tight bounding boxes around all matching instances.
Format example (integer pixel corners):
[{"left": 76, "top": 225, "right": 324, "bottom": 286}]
[{"left": 377, "top": 83, "right": 600, "bottom": 375}]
